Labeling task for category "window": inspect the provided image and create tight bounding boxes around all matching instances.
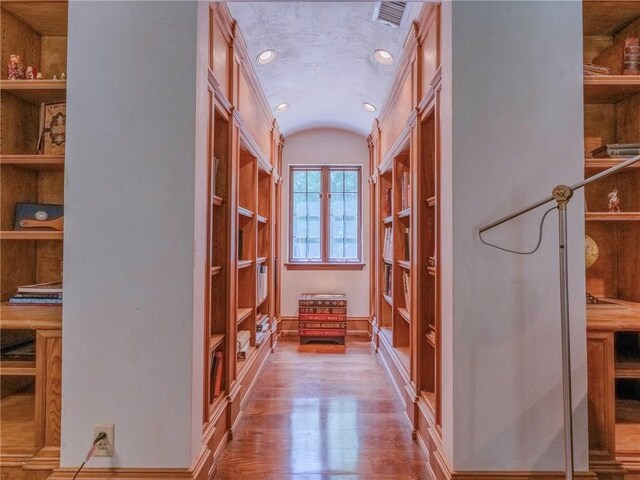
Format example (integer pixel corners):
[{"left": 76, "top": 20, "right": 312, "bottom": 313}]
[{"left": 289, "top": 166, "right": 362, "bottom": 267}]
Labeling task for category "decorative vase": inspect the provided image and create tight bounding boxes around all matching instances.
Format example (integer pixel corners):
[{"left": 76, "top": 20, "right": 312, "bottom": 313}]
[
  {"left": 7, "top": 54, "right": 25, "bottom": 80},
  {"left": 25, "top": 66, "right": 38, "bottom": 80}
]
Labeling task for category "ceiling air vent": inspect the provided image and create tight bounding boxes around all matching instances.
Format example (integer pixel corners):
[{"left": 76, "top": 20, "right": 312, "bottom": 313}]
[{"left": 372, "top": 2, "right": 407, "bottom": 28}]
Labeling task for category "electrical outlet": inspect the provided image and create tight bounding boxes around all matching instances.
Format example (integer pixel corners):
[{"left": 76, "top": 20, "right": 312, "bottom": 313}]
[{"left": 93, "top": 424, "right": 115, "bottom": 457}]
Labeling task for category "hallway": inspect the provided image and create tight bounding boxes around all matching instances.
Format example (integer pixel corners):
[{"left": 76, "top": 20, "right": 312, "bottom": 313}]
[{"left": 214, "top": 336, "right": 429, "bottom": 479}]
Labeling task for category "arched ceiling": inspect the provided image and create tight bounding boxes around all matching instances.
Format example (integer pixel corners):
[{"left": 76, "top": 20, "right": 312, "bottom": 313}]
[{"left": 228, "top": 2, "right": 422, "bottom": 136}]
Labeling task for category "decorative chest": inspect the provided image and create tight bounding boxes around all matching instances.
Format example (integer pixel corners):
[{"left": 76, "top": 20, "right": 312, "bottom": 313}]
[{"left": 298, "top": 293, "right": 347, "bottom": 345}]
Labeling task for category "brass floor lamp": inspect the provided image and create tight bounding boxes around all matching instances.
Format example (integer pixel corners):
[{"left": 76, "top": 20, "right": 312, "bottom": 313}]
[{"left": 479, "top": 154, "right": 640, "bottom": 480}]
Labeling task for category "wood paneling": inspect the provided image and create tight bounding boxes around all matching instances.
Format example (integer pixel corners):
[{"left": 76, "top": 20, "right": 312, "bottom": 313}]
[
  {"left": 1, "top": 8, "right": 41, "bottom": 80},
  {"left": 237, "top": 67, "right": 271, "bottom": 159},
  {"left": 588, "top": 332, "right": 617, "bottom": 459},
  {"left": 210, "top": 8, "right": 231, "bottom": 101},
  {"left": 380, "top": 72, "right": 413, "bottom": 161}
]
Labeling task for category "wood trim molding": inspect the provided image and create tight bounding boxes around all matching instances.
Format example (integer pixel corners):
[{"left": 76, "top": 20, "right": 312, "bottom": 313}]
[
  {"left": 49, "top": 446, "right": 211, "bottom": 480},
  {"left": 449, "top": 473, "right": 597, "bottom": 480},
  {"left": 284, "top": 262, "right": 365, "bottom": 271}
]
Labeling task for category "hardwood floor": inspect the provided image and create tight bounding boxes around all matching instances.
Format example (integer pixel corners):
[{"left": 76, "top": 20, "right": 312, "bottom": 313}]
[{"left": 214, "top": 335, "right": 429, "bottom": 480}]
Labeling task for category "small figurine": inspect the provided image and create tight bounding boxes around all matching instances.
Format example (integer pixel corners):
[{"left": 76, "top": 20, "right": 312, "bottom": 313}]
[
  {"left": 52, "top": 74, "right": 58, "bottom": 80},
  {"left": 7, "top": 54, "right": 25, "bottom": 80},
  {"left": 61, "top": 72, "right": 66, "bottom": 80},
  {"left": 25, "top": 66, "right": 37, "bottom": 80},
  {"left": 608, "top": 186, "right": 621, "bottom": 212},
  {"left": 36, "top": 72, "right": 43, "bottom": 80}
]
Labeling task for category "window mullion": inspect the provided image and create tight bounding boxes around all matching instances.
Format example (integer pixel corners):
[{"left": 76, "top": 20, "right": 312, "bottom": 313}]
[{"left": 321, "top": 166, "right": 329, "bottom": 263}]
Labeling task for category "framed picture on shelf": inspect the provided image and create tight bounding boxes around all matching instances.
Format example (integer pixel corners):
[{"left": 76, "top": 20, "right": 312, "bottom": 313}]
[{"left": 38, "top": 102, "right": 66, "bottom": 154}]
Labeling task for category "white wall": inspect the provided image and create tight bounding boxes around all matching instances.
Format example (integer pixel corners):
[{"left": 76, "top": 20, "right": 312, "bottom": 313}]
[
  {"left": 280, "top": 128, "right": 370, "bottom": 318},
  {"left": 440, "top": 1, "right": 587, "bottom": 471},
  {"left": 63, "top": 1, "right": 204, "bottom": 468}
]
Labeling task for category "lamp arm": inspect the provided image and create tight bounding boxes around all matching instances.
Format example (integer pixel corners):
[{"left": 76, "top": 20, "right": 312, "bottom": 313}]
[{"left": 479, "top": 154, "right": 640, "bottom": 234}]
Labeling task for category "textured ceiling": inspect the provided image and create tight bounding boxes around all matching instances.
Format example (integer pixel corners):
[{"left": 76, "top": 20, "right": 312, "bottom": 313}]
[{"left": 228, "top": 2, "right": 422, "bottom": 136}]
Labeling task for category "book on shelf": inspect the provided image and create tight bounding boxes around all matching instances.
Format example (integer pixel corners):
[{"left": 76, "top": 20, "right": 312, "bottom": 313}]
[
  {"left": 400, "top": 172, "right": 411, "bottom": 211},
  {"left": 384, "top": 263, "right": 392, "bottom": 298},
  {"left": 383, "top": 226, "right": 393, "bottom": 260},
  {"left": 404, "top": 227, "right": 410, "bottom": 261},
  {"left": 256, "top": 313, "right": 270, "bottom": 332},
  {"left": 17, "top": 281, "right": 62, "bottom": 295},
  {"left": 237, "top": 329, "right": 251, "bottom": 352},
  {"left": 209, "top": 350, "right": 224, "bottom": 400},
  {"left": 211, "top": 156, "right": 220, "bottom": 197},
  {"left": 591, "top": 143, "right": 640, "bottom": 158},
  {"left": 0, "top": 339, "right": 35, "bottom": 361},
  {"left": 257, "top": 264, "right": 268, "bottom": 303},
  {"left": 402, "top": 271, "right": 411, "bottom": 314},
  {"left": 384, "top": 187, "right": 392, "bottom": 217}
]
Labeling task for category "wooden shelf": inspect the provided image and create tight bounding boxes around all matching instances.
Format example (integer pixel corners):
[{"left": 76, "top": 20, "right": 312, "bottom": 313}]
[
  {"left": 427, "top": 196, "right": 436, "bottom": 207},
  {"left": 236, "top": 307, "right": 253, "bottom": 324},
  {"left": 0, "top": 80, "right": 66, "bottom": 104},
  {"left": 237, "top": 259, "right": 253, "bottom": 269},
  {"left": 257, "top": 215, "right": 268, "bottom": 224},
  {"left": 238, "top": 207, "right": 254, "bottom": 219},
  {"left": 210, "top": 266, "right": 222, "bottom": 276},
  {"left": 584, "top": 76, "right": 640, "bottom": 104},
  {"left": 588, "top": 299, "right": 640, "bottom": 331},
  {"left": 0, "top": 303, "right": 62, "bottom": 330},
  {"left": 397, "top": 208, "right": 411, "bottom": 219},
  {"left": 397, "top": 260, "right": 411, "bottom": 270},
  {"left": 398, "top": 307, "right": 411, "bottom": 324},
  {"left": 585, "top": 158, "right": 640, "bottom": 172},
  {"left": 585, "top": 212, "right": 640, "bottom": 222},
  {"left": 212, "top": 195, "right": 223, "bottom": 206},
  {"left": 383, "top": 215, "right": 393, "bottom": 225},
  {"left": 1, "top": 0, "right": 68, "bottom": 36},
  {"left": 237, "top": 346, "right": 257, "bottom": 376},
  {"left": 257, "top": 295, "right": 267, "bottom": 308},
  {"left": 383, "top": 257, "right": 392, "bottom": 265},
  {"left": 0, "top": 155, "right": 64, "bottom": 171},
  {"left": 0, "top": 230, "right": 63, "bottom": 240},
  {"left": 396, "top": 346, "right": 410, "bottom": 371},
  {"left": 256, "top": 256, "right": 267, "bottom": 264},
  {"left": 0, "top": 360, "right": 36, "bottom": 376},
  {"left": 422, "top": 390, "right": 436, "bottom": 413},
  {"left": 616, "top": 358, "right": 640, "bottom": 379},
  {"left": 427, "top": 266, "right": 436, "bottom": 276},
  {"left": 0, "top": 391, "right": 35, "bottom": 450},
  {"left": 383, "top": 294, "right": 393, "bottom": 307},
  {"left": 209, "top": 334, "right": 225, "bottom": 352}
]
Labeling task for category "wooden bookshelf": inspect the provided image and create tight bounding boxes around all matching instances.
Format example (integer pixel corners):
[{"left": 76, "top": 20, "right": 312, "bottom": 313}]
[
  {"left": 0, "top": 1, "right": 67, "bottom": 476},
  {"left": 583, "top": 2, "right": 640, "bottom": 476}
]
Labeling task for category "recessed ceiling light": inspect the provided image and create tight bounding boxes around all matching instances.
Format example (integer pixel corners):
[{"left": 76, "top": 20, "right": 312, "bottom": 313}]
[
  {"left": 275, "top": 102, "right": 289, "bottom": 112},
  {"left": 362, "top": 102, "right": 377, "bottom": 112},
  {"left": 257, "top": 49, "right": 276, "bottom": 65},
  {"left": 374, "top": 49, "right": 394, "bottom": 65}
]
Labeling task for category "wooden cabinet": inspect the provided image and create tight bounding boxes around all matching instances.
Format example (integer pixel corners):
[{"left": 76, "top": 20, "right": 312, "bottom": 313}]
[
  {"left": 0, "top": 2, "right": 67, "bottom": 478},
  {"left": 584, "top": 2, "right": 640, "bottom": 478}
]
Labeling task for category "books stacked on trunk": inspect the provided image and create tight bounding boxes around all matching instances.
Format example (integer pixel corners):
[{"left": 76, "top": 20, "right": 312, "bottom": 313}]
[
  {"left": 591, "top": 143, "right": 640, "bottom": 158},
  {"left": 298, "top": 293, "right": 347, "bottom": 345},
  {"left": 9, "top": 281, "right": 62, "bottom": 305},
  {"left": 237, "top": 329, "right": 251, "bottom": 359}
]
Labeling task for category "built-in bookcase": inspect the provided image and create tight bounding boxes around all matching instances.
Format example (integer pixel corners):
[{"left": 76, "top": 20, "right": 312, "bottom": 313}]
[
  {"left": 0, "top": 1, "right": 67, "bottom": 475},
  {"left": 205, "top": 106, "right": 230, "bottom": 412},
  {"left": 583, "top": 2, "right": 640, "bottom": 475},
  {"left": 418, "top": 108, "right": 439, "bottom": 419}
]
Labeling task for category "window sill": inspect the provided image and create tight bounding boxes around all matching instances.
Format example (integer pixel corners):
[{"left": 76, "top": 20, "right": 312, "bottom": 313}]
[{"left": 285, "top": 262, "right": 365, "bottom": 271}]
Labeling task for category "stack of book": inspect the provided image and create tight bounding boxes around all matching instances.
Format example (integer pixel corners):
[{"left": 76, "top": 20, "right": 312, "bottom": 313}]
[
  {"left": 382, "top": 227, "right": 393, "bottom": 260},
  {"left": 237, "top": 329, "right": 251, "bottom": 359},
  {"left": 624, "top": 38, "right": 640, "bottom": 75},
  {"left": 591, "top": 143, "right": 640, "bottom": 158},
  {"left": 583, "top": 63, "right": 611, "bottom": 76},
  {"left": 400, "top": 171, "right": 411, "bottom": 210},
  {"left": 298, "top": 294, "right": 347, "bottom": 345},
  {"left": 257, "top": 265, "right": 268, "bottom": 304},
  {"left": 9, "top": 281, "right": 62, "bottom": 305},
  {"left": 256, "top": 313, "right": 270, "bottom": 332}
]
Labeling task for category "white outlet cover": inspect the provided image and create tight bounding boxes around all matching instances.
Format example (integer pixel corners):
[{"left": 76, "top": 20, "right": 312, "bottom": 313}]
[{"left": 93, "top": 424, "right": 115, "bottom": 457}]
